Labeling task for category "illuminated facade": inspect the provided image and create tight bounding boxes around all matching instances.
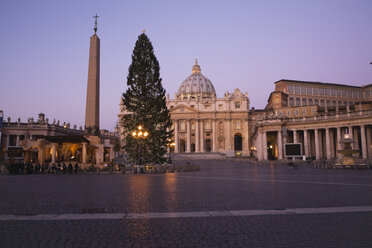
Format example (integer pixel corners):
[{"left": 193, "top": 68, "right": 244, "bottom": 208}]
[{"left": 253, "top": 80, "right": 372, "bottom": 161}]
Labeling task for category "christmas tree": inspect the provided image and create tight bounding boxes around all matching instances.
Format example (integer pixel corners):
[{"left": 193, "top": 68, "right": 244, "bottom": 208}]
[{"left": 121, "top": 33, "right": 172, "bottom": 164}]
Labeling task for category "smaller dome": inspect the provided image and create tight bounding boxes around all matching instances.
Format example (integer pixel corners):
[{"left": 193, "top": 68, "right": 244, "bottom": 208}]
[{"left": 176, "top": 59, "right": 216, "bottom": 99}]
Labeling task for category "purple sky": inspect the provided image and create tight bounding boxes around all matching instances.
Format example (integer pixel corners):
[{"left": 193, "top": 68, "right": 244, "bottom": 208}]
[{"left": 1, "top": 0, "right": 372, "bottom": 131}]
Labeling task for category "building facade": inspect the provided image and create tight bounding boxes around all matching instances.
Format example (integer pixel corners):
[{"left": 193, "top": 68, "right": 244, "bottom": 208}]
[
  {"left": 254, "top": 80, "right": 372, "bottom": 161},
  {"left": 166, "top": 60, "right": 250, "bottom": 156},
  {"left": 0, "top": 113, "right": 117, "bottom": 165},
  {"left": 119, "top": 63, "right": 372, "bottom": 162}
]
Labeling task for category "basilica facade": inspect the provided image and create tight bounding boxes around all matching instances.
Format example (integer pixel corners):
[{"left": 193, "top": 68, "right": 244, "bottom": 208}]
[{"left": 167, "top": 60, "right": 250, "bottom": 156}]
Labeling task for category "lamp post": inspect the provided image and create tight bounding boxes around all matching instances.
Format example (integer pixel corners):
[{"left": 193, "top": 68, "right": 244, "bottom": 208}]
[
  {"left": 167, "top": 138, "right": 175, "bottom": 163},
  {"left": 131, "top": 125, "right": 148, "bottom": 165}
]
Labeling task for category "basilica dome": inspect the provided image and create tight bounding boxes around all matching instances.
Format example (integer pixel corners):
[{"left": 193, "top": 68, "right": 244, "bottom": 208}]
[{"left": 176, "top": 59, "right": 216, "bottom": 99}]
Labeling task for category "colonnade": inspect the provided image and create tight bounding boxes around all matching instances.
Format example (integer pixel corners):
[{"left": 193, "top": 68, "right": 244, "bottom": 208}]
[
  {"left": 173, "top": 119, "right": 217, "bottom": 153},
  {"left": 257, "top": 124, "right": 372, "bottom": 161},
  {"left": 172, "top": 118, "right": 250, "bottom": 155},
  {"left": 2, "top": 134, "right": 23, "bottom": 148}
]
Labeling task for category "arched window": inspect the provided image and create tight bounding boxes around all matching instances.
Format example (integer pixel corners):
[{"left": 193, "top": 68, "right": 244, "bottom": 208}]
[
  {"left": 289, "top": 97, "right": 294, "bottom": 106},
  {"left": 296, "top": 98, "right": 301, "bottom": 106},
  {"left": 320, "top": 100, "right": 325, "bottom": 107},
  {"left": 302, "top": 98, "right": 307, "bottom": 106},
  {"left": 315, "top": 99, "right": 319, "bottom": 105},
  {"left": 332, "top": 100, "right": 336, "bottom": 106},
  {"left": 326, "top": 100, "right": 330, "bottom": 107},
  {"left": 308, "top": 99, "right": 313, "bottom": 105}
]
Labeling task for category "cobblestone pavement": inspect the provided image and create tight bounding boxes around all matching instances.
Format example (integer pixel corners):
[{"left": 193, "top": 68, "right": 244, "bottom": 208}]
[{"left": 1, "top": 160, "right": 372, "bottom": 247}]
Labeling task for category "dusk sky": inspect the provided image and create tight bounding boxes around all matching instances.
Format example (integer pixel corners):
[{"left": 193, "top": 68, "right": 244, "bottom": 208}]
[{"left": 1, "top": 0, "right": 372, "bottom": 131}]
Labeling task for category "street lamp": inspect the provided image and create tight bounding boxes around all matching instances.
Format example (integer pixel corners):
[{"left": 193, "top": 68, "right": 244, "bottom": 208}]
[
  {"left": 131, "top": 125, "right": 148, "bottom": 165},
  {"left": 167, "top": 138, "right": 175, "bottom": 163}
]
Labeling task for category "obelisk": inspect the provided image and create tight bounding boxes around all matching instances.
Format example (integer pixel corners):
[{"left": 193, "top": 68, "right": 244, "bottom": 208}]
[{"left": 85, "top": 14, "right": 100, "bottom": 135}]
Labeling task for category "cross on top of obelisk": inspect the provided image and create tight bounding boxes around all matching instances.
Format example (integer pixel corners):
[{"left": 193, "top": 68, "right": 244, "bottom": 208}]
[{"left": 93, "top": 14, "right": 99, "bottom": 34}]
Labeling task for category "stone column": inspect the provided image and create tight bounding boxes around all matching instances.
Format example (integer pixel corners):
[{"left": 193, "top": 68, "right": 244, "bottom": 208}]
[
  {"left": 186, "top": 120, "right": 191, "bottom": 153},
  {"left": 337, "top": 127, "right": 342, "bottom": 159},
  {"left": 256, "top": 131, "right": 262, "bottom": 160},
  {"left": 293, "top": 130, "right": 297, "bottom": 143},
  {"left": 37, "top": 139, "right": 45, "bottom": 165},
  {"left": 315, "top": 129, "right": 320, "bottom": 160},
  {"left": 244, "top": 119, "right": 249, "bottom": 155},
  {"left": 277, "top": 129, "right": 283, "bottom": 160},
  {"left": 200, "top": 120, "right": 204, "bottom": 152},
  {"left": 16, "top": 135, "right": 20, "bottom": 146},
  {"left": 82, "top": 142, "right": 87, "bottom": 164},
  {"left": 212, "top": 119, "right": 217, "bottom": 152},
  {"left": 195, "top": 120, "right": 200, "bottom": 152},
  {"left": 5, "top": 135, "right": 9, "bottom": 150},
  {"left": 174, "top": 120, "right": 179, "bottom": 153},
  {"left": 51, "top": 143, "right": 57, "bottom": 164},
  {"left": 367, "top": 126, "right": 372, "bottom": 158},
  {"left": 226, "top": 120, "right": 231, "bottom": 150},
  {"left": 325, "top": 128, "right": 331, "bottom": 159},
  {"left": 361, "top": 125, "right": 367, "bottom": 159},
  {"left": 263, "top": 130, "right": 268, "bottom": 160},
  {"left": 353, "top": 127, "right": 359, "bottom": 151},
  {"left": 348, "top": 126, "right": 354, "bottom": 149},
  {"left": 304, "top": 129, "right": 309, "bottom": 158}
]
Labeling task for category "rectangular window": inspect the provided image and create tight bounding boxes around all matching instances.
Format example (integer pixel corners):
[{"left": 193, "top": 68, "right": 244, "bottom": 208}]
[
  {"left": 301, "top": 86, "right": 306, "bottom": 95},
  {"left": 342, "top": 90, "right": 347, "bottom": 97},
  {"left": 288, "top": 85, "right": 294, "bottom": 94},
  {"left": 359, "top": 92, "right": 363, "bottom": 98},
  {"left": 218, "top": 104, "right": 223, "bottom": 110},
  {"left": 337, "top": 90, "right": 341, "bottom": 97},
  {"left": 205, "top": 105, "right": 211, "bottom": 109},
  {"left": 180, "top": 121, "right": 186, "bottom": 131},
  {"left": 325, "top": 88, "right": 330, "bottom": 96},
  {"left": 236, "top": 121, "right": 241, "bottom": 130},
  {"left": 313, "top": 88, "right": 319, "bottom": 95},
  {"left": 331, "top": 89, "right": 336, "bottom": 96},
  {"left": 306, "top": 87, "right": 312, "bottom": 95},
  {"left": 295, "top": 86, "right": 300, "bottom": 94},
  {"left": 205, "top": 120, "right": 211, "bottom": 130},
  {"left": 235, "top": 102, "right": 241, "bottom": 109},
  {"left": 191, "top": 122, "right": 195, "bottom": 130},
  {"left": 348, "top": 91, "right": 353, "bottom": 98},
  {"left": 319, "top": 88, "right": 324, "bottom": 96}
]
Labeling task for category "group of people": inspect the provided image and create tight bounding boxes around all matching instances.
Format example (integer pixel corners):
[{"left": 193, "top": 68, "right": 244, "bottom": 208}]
[{"left": 6, "top": 162, "right": 80, "bottom": 175}]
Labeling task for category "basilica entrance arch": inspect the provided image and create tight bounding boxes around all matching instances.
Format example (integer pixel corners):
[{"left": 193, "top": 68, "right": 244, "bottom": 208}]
[{"left": 234, "top": 133, "right": 242, "bottom": 151}]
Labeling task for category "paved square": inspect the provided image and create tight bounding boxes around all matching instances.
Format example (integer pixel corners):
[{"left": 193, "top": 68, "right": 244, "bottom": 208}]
[{"left": 1, "top": 160, "right": 372, "bottom": 247}]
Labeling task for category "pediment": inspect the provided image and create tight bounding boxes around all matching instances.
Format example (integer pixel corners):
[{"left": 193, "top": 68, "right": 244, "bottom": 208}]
[{"left": 170, "top": 104, "right": 198, "bottom": 113}]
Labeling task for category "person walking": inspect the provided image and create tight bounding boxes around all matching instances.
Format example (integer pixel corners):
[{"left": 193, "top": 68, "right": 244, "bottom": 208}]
[{"left": 62, "top": 163, "right": 67, "bottom": 174}]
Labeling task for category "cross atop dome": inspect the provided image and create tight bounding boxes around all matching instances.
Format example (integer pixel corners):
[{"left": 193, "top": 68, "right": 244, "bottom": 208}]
[{"left": 192, "top": 57, "right": 201, "bottom": 74}]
